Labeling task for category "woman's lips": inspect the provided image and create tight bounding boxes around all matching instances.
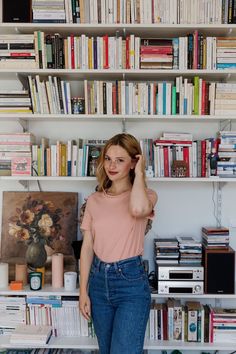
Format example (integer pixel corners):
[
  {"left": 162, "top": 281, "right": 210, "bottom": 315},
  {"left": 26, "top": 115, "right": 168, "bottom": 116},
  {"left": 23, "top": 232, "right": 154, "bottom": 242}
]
[{"left": 108, "top": 171, "right": 118, "bottom": 175}]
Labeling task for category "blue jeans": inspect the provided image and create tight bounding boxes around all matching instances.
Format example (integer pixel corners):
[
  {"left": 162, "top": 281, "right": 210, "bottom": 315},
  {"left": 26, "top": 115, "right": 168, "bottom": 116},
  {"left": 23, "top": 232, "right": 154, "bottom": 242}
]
[{"left": 88, "top": 255, "right": 151, "bottom": 354}]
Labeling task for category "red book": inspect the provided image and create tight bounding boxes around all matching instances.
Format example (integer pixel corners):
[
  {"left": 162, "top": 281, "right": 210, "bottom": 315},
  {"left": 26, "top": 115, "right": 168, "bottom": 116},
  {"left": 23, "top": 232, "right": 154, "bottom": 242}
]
[
  {"left": 163, "top": 146, "right": 169, "bottom": 177},
  {"left": 70, "top": 34, "right": 75, "bottom": 69},
  {"left": 162, "top": 304, "right": 168, "bottom": 340},
  {"left": 201, "top": 140, "right": 206, "bottom": 177},
  {"left": 140, "top": 47, "right": 173, "bottom": 54},
  {"left": 193, "top": 30, "right": 198, "bottom": 70},
  {"left": 201, "top": 80, "right": 206, "bottom": 115},
  {"left": 183, "top": 146, "right": 190, "bottom": 177},
  {"left": 154, "top": 139, "right": 192, "bottom": 146},
  {"left": 103, "top": 35, "right": 109, "bottom": 69}
]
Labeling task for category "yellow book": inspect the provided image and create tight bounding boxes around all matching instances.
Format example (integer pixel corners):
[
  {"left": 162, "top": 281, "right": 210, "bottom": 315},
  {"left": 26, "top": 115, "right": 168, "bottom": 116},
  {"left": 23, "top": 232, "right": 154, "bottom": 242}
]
[{"left": 61, "top": 143, "right": 67, "bottom": 176}]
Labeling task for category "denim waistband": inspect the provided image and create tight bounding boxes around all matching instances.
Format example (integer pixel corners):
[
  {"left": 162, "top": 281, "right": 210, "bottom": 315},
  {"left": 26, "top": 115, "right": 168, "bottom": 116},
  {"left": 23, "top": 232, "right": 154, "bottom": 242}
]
[{"left": 93, "top": 254, "right": 143, "bottom": 270}]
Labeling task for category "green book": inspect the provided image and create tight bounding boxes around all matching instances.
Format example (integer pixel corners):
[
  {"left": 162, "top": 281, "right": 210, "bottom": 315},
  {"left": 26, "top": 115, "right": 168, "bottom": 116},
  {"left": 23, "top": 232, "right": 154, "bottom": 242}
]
[{"left": 172, "top": 86, "right": 177, "bottom": 115}]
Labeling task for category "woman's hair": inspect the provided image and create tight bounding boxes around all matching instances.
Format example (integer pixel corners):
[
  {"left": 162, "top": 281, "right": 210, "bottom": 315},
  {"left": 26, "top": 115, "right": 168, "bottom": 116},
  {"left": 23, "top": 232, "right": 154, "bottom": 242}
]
[{"left": 96, "top": 133, "right": 145, "bottom": 192}]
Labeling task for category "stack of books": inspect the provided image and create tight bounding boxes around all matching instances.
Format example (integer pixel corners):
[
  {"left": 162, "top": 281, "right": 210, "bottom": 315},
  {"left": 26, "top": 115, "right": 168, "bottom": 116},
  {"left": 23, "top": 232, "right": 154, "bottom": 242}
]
[
  {"left": 216, "top": 37, "right": 236, "bottom": 70},
  {"left": 0, "top": 296, "right": 26, "bottom": 335},
  {"left": 10, "top": 324, "right": 53, "bottom": 345},
  {"left": 140, "top": 38, "right": 173, "bottom": 69},
  {"left": 217, "top": 131, "right": 236, "bottom": 177},
  {"left": 154, "top": 237, "right": 179, "bottom": 265},
  {"left": 0, "top": 133, "right": 34, "bottom": 176},
  {"left": 0, "top": 34, "right": 38, "bottom": 69},
  {"left": 177, "top": 236, "right": 202, "bottom": 265},
  {"left": 0, "top": 90, "right": 32, "bottom": 114},
  {"left": 214, "top": 85, "right": 236, "bottom": 116},
  {"left": 209, "top": 307, "right": 236, "bottom": 343},
  {"left": 202, "top": 227, "right": 230, "bottom": 248},
  {"left": 32, "top": 0, "right": 66, "bottom": 23}
]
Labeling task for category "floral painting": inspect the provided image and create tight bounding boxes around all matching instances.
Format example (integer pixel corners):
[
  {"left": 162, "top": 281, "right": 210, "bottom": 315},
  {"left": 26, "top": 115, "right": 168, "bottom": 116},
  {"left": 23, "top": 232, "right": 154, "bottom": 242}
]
[{"left": 1, "top": 192, "right": 78, "bottom": 268}]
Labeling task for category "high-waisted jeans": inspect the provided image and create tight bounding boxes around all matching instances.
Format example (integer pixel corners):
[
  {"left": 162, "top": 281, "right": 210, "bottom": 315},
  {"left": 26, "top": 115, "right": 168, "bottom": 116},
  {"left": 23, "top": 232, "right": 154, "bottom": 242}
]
[{"left": 88, "top": 254, "right": 151, "bottom": 354}]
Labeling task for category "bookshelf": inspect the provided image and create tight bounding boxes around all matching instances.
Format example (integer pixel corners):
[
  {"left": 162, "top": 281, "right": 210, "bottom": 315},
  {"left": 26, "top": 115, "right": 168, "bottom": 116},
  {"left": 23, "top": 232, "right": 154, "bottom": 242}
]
[{"left": 1, "top": 1, "right": 236, "bottom": 353}]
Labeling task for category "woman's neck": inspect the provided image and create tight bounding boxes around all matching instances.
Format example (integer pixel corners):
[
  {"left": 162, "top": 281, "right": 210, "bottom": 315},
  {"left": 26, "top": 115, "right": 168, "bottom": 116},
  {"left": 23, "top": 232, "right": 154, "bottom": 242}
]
[{"left": 107, "top": 181, "right": 132, "bottom": 195}]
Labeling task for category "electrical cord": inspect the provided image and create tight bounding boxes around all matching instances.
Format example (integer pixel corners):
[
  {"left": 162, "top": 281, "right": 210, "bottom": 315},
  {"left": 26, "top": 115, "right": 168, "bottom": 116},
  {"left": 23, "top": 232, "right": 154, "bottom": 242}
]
[{"left": 148, "top": 270, "right": 158, "bottom": 293}]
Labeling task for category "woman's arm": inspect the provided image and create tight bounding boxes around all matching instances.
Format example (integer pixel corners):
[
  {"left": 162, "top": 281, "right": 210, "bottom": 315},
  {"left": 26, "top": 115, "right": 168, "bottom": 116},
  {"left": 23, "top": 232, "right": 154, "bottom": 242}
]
[
  {"left": 79, "top": 230, "right": 94, "bottom": 320},
  {"left": 129, "top": 154, "right": 157, "bottom": 217}
]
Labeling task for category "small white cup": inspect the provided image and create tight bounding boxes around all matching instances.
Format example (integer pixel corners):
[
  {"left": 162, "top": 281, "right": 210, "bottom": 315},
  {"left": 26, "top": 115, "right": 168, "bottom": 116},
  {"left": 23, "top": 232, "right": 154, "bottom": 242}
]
[{"left": 64, "top": 271, "right": 77, "bottom": 291}]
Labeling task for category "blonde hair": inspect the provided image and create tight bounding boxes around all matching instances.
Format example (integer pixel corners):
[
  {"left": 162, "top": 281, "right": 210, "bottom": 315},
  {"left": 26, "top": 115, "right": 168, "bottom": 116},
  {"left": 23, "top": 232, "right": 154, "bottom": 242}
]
[{"left": 96, "top": 133, "right": 146, "bottom": 192}]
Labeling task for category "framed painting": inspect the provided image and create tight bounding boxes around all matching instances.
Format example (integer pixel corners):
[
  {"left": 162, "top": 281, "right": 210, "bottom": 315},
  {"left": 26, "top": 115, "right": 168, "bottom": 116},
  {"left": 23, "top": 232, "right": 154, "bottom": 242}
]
[{"left": 1, "top": 191, "right": 78, "bottom": 281}]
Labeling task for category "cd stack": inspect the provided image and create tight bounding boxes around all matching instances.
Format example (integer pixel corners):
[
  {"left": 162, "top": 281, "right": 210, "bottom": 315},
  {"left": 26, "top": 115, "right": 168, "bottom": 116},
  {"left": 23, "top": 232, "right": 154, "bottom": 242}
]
[
  {"left": 202, "top": 227, "right": 230, "bottom": 248},
  {"left": 154, "top": 237, "right": 179, "bottom": 265},
  {"left": 177, "top": 236, "right": 202, "bottom": 265}
]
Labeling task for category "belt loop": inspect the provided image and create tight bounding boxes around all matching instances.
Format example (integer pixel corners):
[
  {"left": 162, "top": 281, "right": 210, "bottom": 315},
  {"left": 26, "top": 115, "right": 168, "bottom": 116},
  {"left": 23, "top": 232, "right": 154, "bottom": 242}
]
[
  {"left": 113, "top": 261, "right": 118, "bottom": 272},
  {"left": 94, "top": 254, "right": 101, "bottom": 271}
]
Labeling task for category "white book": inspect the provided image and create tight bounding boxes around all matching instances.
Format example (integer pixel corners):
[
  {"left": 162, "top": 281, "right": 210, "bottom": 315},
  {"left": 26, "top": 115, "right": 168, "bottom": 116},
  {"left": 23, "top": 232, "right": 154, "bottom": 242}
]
[{"left": 10, "top": 324, "right": 52, "bottom": 345}]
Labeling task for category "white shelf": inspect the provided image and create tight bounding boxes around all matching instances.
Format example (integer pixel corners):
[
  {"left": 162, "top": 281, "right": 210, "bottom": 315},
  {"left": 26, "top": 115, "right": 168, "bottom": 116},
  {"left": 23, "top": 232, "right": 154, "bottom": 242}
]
[
  {"left": 0, "top": 285, "right": 79, "bottom": 296},
  {"left": 0, "top": 286, "right": 236, "bottom": 299},
  {"left": 0, "top": 114, "right": 235, "bottom": 122},
  {"left": 1, "top": 176, "right": 235, "bottom": 182},
  {"left": 144, "top": 340, "right": 236, "bottom": 351},
  {"left": 0, "top": 69, "right": 235, "bottom": 80},
  {"left": 151, "top": 293, "right": 236, "bottom": 299},
  {"left": 1, "top": 23, "right": 236, "bottom": 36},
  {"left": 2, "top": 335, "right": 236, "bottom": 351}
]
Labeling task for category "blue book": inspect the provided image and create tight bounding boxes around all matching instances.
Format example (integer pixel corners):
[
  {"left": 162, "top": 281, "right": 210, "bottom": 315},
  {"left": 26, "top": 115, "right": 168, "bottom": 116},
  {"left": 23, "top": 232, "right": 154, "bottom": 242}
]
[{"left": 163, "top": 82, "right": 166, "bottom": 115}]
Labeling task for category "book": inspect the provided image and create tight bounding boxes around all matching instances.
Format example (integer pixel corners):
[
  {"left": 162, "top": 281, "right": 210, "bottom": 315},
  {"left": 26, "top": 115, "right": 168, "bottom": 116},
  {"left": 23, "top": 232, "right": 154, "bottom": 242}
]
[{"left": 10, "top": 324, "right": 53, "bottom": 345}]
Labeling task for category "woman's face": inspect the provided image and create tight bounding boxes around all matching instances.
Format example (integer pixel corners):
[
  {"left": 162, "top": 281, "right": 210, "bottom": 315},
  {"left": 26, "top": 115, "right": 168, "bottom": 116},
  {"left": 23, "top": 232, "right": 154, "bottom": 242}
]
[{"left": 103, "top": 145, "right": 135, "bottom": 182}]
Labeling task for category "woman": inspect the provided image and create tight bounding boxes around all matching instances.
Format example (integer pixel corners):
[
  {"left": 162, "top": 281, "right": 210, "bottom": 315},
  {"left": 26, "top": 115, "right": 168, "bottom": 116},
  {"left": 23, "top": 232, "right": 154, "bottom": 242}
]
[{"left": 79, "top": 133, "right": 157, "bottom": 354}]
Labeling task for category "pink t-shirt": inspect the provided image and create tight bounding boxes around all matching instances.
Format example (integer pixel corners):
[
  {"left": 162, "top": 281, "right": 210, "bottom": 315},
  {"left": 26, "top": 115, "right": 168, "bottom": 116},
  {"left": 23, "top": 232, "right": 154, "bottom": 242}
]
[{"left": 81, "top": 188, "right": 157, "bottom": 262}]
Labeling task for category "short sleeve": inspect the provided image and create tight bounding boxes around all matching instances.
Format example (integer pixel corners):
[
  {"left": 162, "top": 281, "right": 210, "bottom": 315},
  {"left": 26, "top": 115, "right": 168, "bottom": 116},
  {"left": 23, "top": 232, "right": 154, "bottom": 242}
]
[
  {"left": 80, "top": 197, "right": 92, "bottom": 232},
  {"left": 147, "top": 189, "right": 157, "bottom": 219}
]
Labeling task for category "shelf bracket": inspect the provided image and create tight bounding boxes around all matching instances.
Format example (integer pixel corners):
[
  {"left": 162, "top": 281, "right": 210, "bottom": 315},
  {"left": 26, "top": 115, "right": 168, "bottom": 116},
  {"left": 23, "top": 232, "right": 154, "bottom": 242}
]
[
  {"left": 122, "top": 118, "right": 126, "bottom": 132},
  {"left": 14, "top": 27, "right": 20, "bottom": 34},
  {"left": 215, "top": 181, "right": 227, "bottom": 228},
  {"left": 219, "top": 119, "right": 232, "bottom": 132},
  {"left": 214, "top": 298, "right": 222, "bottom": 307},
  {"left": 18, "top": 180, "right": 29, "bottom": 189},
  {"left": 18, "top": 119, "right": 29, "bottom": 132}
]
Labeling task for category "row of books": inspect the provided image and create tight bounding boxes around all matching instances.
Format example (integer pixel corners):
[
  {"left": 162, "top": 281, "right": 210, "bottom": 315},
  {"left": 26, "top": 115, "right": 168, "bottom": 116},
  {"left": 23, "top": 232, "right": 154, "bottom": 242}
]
[
  {"left": 1, "top": 131, "right": 235, "bottom": 178},
  {"left": 33, "top": 32, "right": 236, "bottom": 71},
  {"left": 152, "top": 132, "right": 220, "bottom": 178},
  {"left": 26, "top": 75, "right": 236, "bottom": 117},
  {"left": 5, "top": 295, "right": 236, "bottom": 344},
  {"left": 0, "top": 295, "right": 94, "bottom": 339},
  {"left": 4, "top": 32, "right": 236, "bottom": 71},
  {"left": 29, "top": 0, "right": 233, "bottom": 24},
  {"left": 147, "top": 300, "right": 205, "bottom": 342},
  {"left": 83, "top": 79, "right": 228, "bottom": 116},
  {"left": 147, "top": 300, "right": 236, "bottom": 343},
  {"left": 178, "top": 33, "right": 236, "bottom": 70}
]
